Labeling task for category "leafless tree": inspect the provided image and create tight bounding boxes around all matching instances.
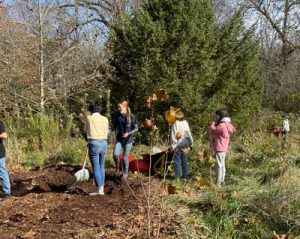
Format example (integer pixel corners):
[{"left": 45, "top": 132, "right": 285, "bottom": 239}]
[
  {"left": 0, "top": 0, "right": 112, "bottom": 115},
  {"left": 246, "top": 0, "right": 300, "bottom": 66},
  {"left": 241, "top": 0, "right": 300, "bottom": 110}
]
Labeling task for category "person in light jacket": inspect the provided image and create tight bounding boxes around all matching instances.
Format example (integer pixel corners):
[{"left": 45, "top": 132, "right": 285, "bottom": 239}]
[
  {"left": 282, "top": 114, "right": 290, "bottom": 139},
  {"left": 209, "top": 109, "right": 236, "bottom": 186},
  {"left": 86, "top": 100, "right": 109, "bottom": 195},
  {"left": 169, "top": 109, "right": 193, "bottom": 179}
]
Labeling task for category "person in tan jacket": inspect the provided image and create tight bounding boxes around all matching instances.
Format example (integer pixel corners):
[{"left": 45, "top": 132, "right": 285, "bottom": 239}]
[{"left": 85, "top": 100, "right": 109, "bottom": 195}]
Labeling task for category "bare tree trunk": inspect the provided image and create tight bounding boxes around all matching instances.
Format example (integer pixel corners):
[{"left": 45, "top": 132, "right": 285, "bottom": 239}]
[
  {"left": 282, "top": 0, "right": 290, "bottom": 67},
  {"left": 38, "top": 0, "right": 45, "bottom": 112},
  {"left": 247, "top": 0, "right": 299, "bottom": 66}
]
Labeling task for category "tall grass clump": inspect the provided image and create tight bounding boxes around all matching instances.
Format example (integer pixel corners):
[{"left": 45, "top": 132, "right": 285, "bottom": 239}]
[{"left": 5, "top": 112, "right": 86, "bottom": 168}]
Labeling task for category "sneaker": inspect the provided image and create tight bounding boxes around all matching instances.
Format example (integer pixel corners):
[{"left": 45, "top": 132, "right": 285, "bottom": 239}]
[
  {"left": 99, "top": 186, "right": 104, "bottom": 195},
  {"left": 122, "top": 173, "right": 128, "bottom": 179},
  {"left": 89, "top": 187, "right": 104, "bottom": 196},
  {"left": 89, "top": 192, "right": 100, "bottom": 196},
  {"left": 181, "top": 174, "right": 192, "bottom": 180},
  {"left": 89, "top": 191, "right": 105, "bottom": 196}
]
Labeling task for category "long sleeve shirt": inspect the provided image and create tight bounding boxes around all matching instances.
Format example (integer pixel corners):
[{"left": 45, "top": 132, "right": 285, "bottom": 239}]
[
  {"left": 209, "top": 119, "right": 236, "bottom": 152},
  {"left": 85, "top": 113, "right": 109, "bottom": 140},
  {"left": 170, "top": 120, "right": 193, "bottom": 149},
  {"left": 113, "top": 113, "right": 138, "bottom": 144},
  {"left": 283, "top": 119, "right": 290, "bottom": 132}
]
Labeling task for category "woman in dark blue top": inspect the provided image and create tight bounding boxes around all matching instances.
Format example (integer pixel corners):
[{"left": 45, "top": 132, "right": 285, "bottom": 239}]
[{"left": 113, "top": 100, "right": 138, "bottom": 178}]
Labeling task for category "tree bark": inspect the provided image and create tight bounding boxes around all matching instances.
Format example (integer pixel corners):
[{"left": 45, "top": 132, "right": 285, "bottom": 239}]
[{"left": 38, "top": 0, "right": 45, "bottom": 112}]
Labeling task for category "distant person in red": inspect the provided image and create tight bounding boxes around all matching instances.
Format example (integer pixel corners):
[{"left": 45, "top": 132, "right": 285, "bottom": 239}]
[{"left": 209, "top": 110, "right": 236, "bottom": 186}]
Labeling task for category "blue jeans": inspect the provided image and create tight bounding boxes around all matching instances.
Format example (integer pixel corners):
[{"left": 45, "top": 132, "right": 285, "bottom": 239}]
[
  {"left": 0, "top": 157, "right": 11, "bottom": 195},
  {"left": 173, "top": 150, "right": 189, "bottom": 178},
  {"left": 88, "top": 140, "right": 107, "bottom": 188},
  {"left": 113, "top": 142, "right": 133, "bottom": 173}
]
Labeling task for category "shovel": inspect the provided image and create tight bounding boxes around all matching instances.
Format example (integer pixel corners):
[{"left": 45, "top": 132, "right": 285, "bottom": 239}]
[{"left": 67, "top": 149, "right": 90, "bottom": 190}]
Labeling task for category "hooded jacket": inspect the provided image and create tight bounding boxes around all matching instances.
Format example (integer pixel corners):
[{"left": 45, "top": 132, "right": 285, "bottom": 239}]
[{"left": 209, "top": 117, "right": 236, "bottom": 152}]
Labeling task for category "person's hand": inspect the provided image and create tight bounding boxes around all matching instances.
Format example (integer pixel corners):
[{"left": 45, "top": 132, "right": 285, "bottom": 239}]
[
  {"left": 176, "top": 131, "right": 184, "bottom": 140},
  {"left": 122, "top": 132, "right": 129, "bottom": 138},
  {"left": 180, "top": 147, "right": 190, "bottom": 154}
]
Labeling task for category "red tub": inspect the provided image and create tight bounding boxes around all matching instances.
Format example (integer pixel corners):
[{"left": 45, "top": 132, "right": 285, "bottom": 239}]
[
  {"left": 118, "top": 154, "right": 135, "bottom": 170},
  {"left": 273, "top": 129, "right": 282, "bottom": 138},
  {"left": 129, "top": 159, "right": 150, "bottom": 174}
]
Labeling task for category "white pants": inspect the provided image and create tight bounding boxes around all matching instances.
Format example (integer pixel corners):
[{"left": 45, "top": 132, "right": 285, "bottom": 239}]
[{"left": 215, "top": 152, "right": 227, "bottom": 185}]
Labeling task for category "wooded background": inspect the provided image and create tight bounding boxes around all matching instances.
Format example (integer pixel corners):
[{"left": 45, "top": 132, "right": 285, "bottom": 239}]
[{"left": 0, "top": 0, "right": 299, "bottom": 137}]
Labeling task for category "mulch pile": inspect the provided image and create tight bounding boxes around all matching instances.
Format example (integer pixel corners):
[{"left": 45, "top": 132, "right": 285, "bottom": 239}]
[{"left": 0, "top": 165, "right": 179, "bottom": 239}]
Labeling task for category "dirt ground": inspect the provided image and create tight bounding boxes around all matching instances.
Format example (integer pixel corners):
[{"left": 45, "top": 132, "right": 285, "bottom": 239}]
[{"left": 0, "top": 165, "right": 178, "bottom": 239}]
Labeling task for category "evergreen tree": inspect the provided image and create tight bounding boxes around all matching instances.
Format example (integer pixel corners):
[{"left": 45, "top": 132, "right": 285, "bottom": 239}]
[
  {"left": 202, "top": 12, "right": 262, "bottom": 128},
  {"left": 111, "top": 0, "right": 261, "bottom": 135}
]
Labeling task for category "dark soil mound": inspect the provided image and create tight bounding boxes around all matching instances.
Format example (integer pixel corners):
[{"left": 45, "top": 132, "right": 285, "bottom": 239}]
[{"left": 0, "top": 166, "right": 155, "bottom": 239}]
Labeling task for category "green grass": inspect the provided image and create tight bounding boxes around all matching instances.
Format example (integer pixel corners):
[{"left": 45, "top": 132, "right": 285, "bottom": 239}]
[{"left": 158, "top": 131, "right": 300, "bottom": 238}]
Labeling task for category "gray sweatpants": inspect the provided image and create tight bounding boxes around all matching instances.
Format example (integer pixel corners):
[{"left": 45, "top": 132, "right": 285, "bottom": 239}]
[{"left": 215, "top": 152, "right": 227, "bottom": 185}]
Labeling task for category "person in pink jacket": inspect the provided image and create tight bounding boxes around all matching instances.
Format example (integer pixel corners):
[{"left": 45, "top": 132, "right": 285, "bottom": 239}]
[{"left": 209, "top": 110, "right": 236, "bottom": 186}]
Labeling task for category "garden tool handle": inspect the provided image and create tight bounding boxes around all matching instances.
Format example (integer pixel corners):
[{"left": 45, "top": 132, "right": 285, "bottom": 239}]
[{"left": 82, "top": 148, "right": 88, "bottom": 169}]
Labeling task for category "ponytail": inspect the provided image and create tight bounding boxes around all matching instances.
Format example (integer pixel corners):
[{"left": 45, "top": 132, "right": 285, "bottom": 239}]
[{"left": 126, "top": 106, "right": 132, "bottom": 124}]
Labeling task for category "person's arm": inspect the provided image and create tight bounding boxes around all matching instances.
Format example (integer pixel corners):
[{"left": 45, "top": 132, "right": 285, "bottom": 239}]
[
  {"left": 228, "top": 123, "right": 236, "bottom": 135},
  {"left": 127, "top": 114, "right": 138, "bottom": 136},
  {"left": 123, "top": 114, "right": 138, "bottom": 138},
  {"left": 210, "top": 121, "right": 226, "bottom": 136},
  {"left": 0, "top": 121, "right": 7, "bottom": 139},
  {"left": 209, "top": 121, "right": 216, "bottom": 136},
  {"left": 0, "top": 132, "right": 7, "bottom": 139},
  {"left": 184, "top": 121, "right": 193, "bottom": 146},
  {"left": 127, "top": 124, "right": 138, "bottom": 135},
  {"left": 170, "top": 123, "right": 178, "bottom": 149}
]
